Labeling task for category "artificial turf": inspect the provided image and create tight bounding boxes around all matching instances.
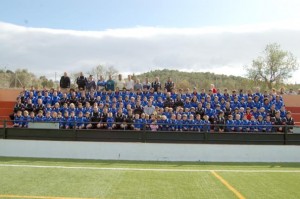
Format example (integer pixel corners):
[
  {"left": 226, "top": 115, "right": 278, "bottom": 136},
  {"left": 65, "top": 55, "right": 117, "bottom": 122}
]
[{"left": 0, "top": 157, "right": 300, "bottom": 199}]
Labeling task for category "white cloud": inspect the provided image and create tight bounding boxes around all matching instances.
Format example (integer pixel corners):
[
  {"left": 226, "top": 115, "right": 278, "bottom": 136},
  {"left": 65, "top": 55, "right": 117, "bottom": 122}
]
[{"left": 1, "top": 21, "right": 300, "bottom": 84}]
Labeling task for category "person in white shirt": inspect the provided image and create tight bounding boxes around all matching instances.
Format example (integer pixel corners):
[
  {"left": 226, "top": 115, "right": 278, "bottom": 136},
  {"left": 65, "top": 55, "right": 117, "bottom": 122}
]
[
  {"left": 125, "top": 75, "right": 134, "bottom": 91},
  {"left": 144, "top": 100, "right": 155, "bottom": 115},
  {"left": 115, "top": 74, "right": 125, "bottom": 90}
]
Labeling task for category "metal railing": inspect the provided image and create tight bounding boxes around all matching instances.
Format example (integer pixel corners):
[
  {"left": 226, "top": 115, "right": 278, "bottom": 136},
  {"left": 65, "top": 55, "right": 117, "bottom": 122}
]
[{"left": 1, "top": 120, "right": 300, "bottom": 145}]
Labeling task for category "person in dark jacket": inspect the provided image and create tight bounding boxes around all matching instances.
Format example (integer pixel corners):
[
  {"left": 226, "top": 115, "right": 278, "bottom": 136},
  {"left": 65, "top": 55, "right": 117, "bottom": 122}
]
[
  {"left": 76, "top": 72, "right": 87, "bottom": 90},
  {"left": 90, "top": 107, "right": 100, "bottom": 129},
  {"left": 10, "top": 98, "right": 25, "bottom": 121},
  {"left": 133, "top": 101, "right": 144, "bottom": 116},
  {"left": 272, "top": 111, "right": 283, "bottom": 132},
  {"left": 86, "top": 75, "right": 96, "bottom": 92},
  {"left": 125, "top": 110, "right": 134, "bottom": 130},
  {"left": 174, "top": 95, "right": 184, "bottom": 109},
  {"left": 164, "top": 77, "right": 175, "bottom": 92},
  {"left": 115, "top": 108, "right": 126, "bottom": 129},
  {"left": 195, "top": 102, "right": 205, "bottom": 119},
  {"left": 283, "top": 111, "right": 295, "bottom": 133},
  {"left": 59, "top": 72, "right": 71, "bottom": 93},
  {"left": 163, "top": 93, "right": 174, "bottom": 109},
  {"left": 214, "top": 111, "right": 225, "bottom": 132},
  {"left": 151, "top": 77, "right": 161, "bottom": 92}
]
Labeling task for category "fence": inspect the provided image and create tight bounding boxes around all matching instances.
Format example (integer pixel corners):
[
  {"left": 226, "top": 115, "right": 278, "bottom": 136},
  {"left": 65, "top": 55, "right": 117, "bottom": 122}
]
[{"left": 1, "top": 120, "right": 300, "bottom": 145}]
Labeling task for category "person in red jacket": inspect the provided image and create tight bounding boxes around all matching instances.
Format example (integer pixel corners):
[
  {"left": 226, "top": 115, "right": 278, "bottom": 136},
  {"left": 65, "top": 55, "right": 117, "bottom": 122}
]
[
  {"left": 245, "top": 107, "right": 253, "bottom": 120},
  {"left": 210, "top": 84, "right": 217, "bottom": 94}
]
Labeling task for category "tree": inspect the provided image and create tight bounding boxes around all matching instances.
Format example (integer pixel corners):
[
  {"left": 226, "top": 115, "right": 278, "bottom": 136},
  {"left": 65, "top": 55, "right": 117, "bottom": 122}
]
[
  {"left": 245, "top": 43, "right": 299, "bottom": 89},
  {"left": 176, "top": 79, "right": 191, "bottom": 90},
  {"left": 39, "top": 76, "right": 54, "bottom": 88},
  {"left": 105, "top": 65, "right": 118, "bottom": 79},
  {"left": 9, "top": 69, "right": 36, "bottom": 88},
  {"left": 90, "top": 65, "right": 105, "bottom": 80},
  {"left": 70, "top": 72, "right": 81, "bottom": 87},
  {"left": 89, "top": 65, "right": 119, "bottom": 80}
]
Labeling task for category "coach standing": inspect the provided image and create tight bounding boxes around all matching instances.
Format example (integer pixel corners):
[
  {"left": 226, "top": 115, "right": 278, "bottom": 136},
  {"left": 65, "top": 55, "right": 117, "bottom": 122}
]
[
  {"left": 59, "top": 72, "right": 71, "bottom": 93},
  {"left": 76, "top": 72, "right": 87, "bottom": 90}
]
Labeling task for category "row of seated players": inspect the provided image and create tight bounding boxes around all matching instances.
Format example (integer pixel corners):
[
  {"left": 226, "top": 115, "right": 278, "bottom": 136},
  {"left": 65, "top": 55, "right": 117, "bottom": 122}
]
[
  {"left": 14, "top": 99, "right": 288, "bottom": 120},
  {"left": 13, "top": 107, "right": 294, "bottom": 133},
  {"left": 13, "top": 93, "right": 288, "bottom": 125},
  {"left": 16, "top": 87, "right": 284, "bottom": 111},
  {"left": 14, "top": 89, "right": 285, "bottom": 120}
]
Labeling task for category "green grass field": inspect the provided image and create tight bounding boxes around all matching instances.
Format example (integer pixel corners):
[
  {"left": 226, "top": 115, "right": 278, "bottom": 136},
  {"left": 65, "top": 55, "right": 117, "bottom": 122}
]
[{"left": 0, "top": 157, "right": 300, "bottom": 199}]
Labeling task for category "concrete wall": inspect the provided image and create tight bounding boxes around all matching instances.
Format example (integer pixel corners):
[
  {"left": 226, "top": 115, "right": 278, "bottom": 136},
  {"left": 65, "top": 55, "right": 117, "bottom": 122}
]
[
  {"left": 1, "top": 139, "right": 300, "bottom": 162},
  {"left": 0, "top": 89, "right": 21, "bottom": 101},
  {"left": 282, "top": 95, "right": 300, "bottom": 107}
]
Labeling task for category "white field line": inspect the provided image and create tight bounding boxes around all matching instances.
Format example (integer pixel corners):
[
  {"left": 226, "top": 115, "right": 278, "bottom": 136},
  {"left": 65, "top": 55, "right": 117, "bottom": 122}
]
[{"left": 0, "top": 164, "right": 300, "bottom": 173}]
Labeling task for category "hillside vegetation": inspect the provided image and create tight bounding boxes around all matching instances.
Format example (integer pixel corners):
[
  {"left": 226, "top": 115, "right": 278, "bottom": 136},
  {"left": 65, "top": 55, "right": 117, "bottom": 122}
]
[
  {"left": 0, "top": 68, "right": 298, "bottom": 92},
  {"left": 135, "top": 69, "right": 297, "bottom": 92}
]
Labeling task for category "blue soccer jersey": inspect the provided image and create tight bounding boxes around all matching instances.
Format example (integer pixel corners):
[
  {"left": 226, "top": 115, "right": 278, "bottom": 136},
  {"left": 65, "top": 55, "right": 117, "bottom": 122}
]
[
  {"left": 134, "top": 119, "right": 143, "bottom": 129},
  {"left": 169, "top": 119, "right": 177, "bottom": 131},
  {"left": 194, "top": 119, "right": 202, "bottom": 132},
  {"left": 264, "top": 121, "right": 273, "bottom": 132},
  {"left": 226, "top": 120, "right": 235, "bottom": 132},
  {"left": 250, "top": 120, "right": 258, "bottom": 132},
  {"left": 234, "top": 119, "right": 243, "bottom": 132},
  {"left": 107, "top": 117, "right": 115, "bottom": 128},
  {"left": 76, "top": 117, "right": 85, "bottom": 128},
  {"left": 182, "top": 119, "right": 189, "bottom": 131},
  {"left": 35, "top": 115, "right": 45, "bottom": 122},
  {"left": 14, "top": 115, "right": 24, "bottom": 127},
  {"left": 202, "top": 120, "right": 211, "bottom": 132},
  {"left": 67, "top": 116, "right": 77, "bottom": 128},
  {"left": 22, "top": 115, "right": 30, "bottom": 128},
  {"left": 256, "top": 120, "right": 265, "bottom": 132},
  {"left": 175, "top": 120, "right": 183, "bottom": 131}
]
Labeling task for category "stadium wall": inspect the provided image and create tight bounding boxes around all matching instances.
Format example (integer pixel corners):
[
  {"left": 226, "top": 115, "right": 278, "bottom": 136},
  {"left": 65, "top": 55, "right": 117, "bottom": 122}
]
[{"left": 0, "top": 139, "right": 300, "bottom": 162}]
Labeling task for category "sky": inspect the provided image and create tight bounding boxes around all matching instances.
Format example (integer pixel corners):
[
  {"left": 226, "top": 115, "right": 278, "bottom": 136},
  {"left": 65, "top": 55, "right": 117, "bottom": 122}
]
[{"left": 1, "top": 0, "right": 300, "bottom": 83}]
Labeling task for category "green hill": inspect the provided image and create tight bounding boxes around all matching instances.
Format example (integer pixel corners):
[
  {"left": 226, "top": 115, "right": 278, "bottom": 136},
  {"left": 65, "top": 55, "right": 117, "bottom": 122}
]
[
  {"left": 135, "top": 69, "right": 256, "bottom": 91},
  {"left": 135, "top": 69, "right": 297, "bottom": 92}
]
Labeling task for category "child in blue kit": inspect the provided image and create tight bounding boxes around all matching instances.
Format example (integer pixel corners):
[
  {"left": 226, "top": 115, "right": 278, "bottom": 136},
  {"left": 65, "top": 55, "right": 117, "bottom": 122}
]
[
  {"left": 107, "top": 112, "right": 115, "bottom": 130},
  {"left": 264, "top": 115, "right": 273, "bottom": 132},
  {"left": 76, "top": 111, "right": 85, "bottom": 129},
  {"left": 66, "top": 111, "right": 76, "bottom": 129},
  {"left": 134, "top": 113, "right": 143, "bottom": 131},
  {"left": 13, "top": 110, "right": 24, "bottom": 128},
  {"left": 226, "top": 115, "right": 235, "bottom": 132},
  {"left": 234, "top": 114, "right": 242, "bottom": 132},
  {"left": 176, "top": 114, "right": 183, "bottom": 131},
  {"left": 256, "top": 115, "right": 265, "bottom": 132},
  {"left": 202, "top": 115, "right": 211, "bottom": 132}
]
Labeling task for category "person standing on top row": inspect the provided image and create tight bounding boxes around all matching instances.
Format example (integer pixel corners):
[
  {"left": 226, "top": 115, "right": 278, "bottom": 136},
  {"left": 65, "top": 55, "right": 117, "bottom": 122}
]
[
  {"left": 76, "top": 72, "right": 87, "bottom": 90},
  {"left": 106, "top": 75, "right": 115, "bottom": 91},
  {"left": 151, "top": 77, "right": 161, "bottom": 92},
  {"left": 97, "top": 75, "right": 106, "bottom": 91},
  {"left": 59, "top": 72, "right": 70, "bottom": 94},
  {"left": 86, "top": 75, "right": 96, "bottom": 92},
  {"left": 116, "top": 74, "right": 125, "bottom": 90},
  {"left": 143, "top": 77, "right": 151, "bottom": 90},
  {"left": 125, "top": 75, "right": 134, "bottom": 91},
  {"left": 165, "top": 77, "right": 175, "bottom": 92}
]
